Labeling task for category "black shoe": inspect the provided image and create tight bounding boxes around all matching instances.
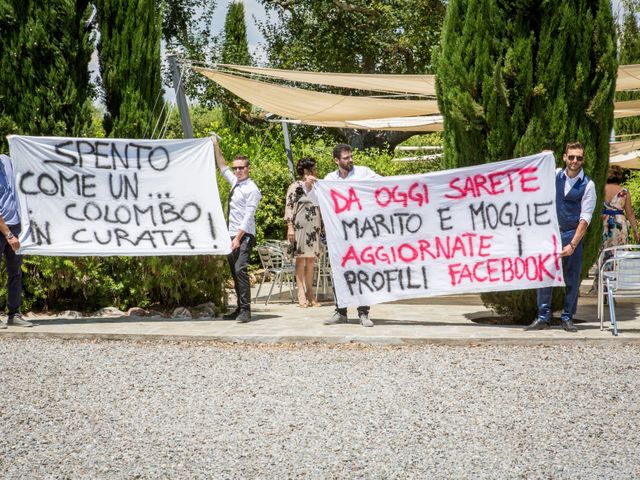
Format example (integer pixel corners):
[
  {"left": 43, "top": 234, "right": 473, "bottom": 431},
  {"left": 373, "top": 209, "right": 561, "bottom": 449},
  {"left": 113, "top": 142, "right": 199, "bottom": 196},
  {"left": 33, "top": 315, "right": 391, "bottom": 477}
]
[
  {"left": 222, "top": 308, "right": 240, "bottom": 320},
  {"left": 525, "top": 318, "right": 550, "bottom": 331},
  {"left": 560, "top": 318, "right": 578, "bottom": 332},
  {"left": 236, "top": 310, "right": 251, "bottom": 323}
]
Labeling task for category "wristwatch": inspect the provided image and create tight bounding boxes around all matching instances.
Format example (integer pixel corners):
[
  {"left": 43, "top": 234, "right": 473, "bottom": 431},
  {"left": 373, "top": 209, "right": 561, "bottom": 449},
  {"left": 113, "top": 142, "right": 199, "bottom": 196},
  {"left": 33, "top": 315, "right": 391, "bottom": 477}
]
[{"left": 5, "top": 232, "right": 14, "bottom": 240}]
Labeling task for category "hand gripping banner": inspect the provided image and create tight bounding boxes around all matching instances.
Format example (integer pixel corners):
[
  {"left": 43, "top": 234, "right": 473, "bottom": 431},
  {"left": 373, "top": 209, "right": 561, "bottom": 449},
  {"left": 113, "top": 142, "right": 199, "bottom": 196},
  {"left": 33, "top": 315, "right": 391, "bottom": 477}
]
[
  {"left": 7, "top": 136, "right": 231, "bottom": 256},
  {"left": 315, "top": 153, "right": 564, "bottom": 308}
]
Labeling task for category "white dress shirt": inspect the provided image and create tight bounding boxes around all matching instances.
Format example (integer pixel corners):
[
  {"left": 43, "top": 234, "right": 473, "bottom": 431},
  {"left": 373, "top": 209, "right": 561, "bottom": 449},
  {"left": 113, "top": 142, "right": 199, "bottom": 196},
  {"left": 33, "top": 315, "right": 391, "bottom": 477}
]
[
  {"left": 222, "top": 168, "right": 262, "bottom": 236},
  {"left": 557, "top": 167, "right": 596, "bottom": 225}
]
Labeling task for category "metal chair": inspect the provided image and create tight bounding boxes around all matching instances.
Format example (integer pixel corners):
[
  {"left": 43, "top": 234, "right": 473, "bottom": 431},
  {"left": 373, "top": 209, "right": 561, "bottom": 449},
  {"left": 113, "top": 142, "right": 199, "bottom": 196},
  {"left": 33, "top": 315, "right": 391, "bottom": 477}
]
[
  {"left": 314, "top": 249, "right": 334, "bottom": 302},
  {"left": 254, "top": 244, "right": 295, "bottom": 305},
  {"left": 597, "top": 244, "right": 640, "bottom": 336}
]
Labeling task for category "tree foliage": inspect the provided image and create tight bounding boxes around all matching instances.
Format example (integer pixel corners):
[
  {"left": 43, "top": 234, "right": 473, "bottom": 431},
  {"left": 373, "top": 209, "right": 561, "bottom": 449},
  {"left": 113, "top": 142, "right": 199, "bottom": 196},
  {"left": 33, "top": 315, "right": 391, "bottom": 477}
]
[
  {"left": 218, "top": 0, "right": 254, "bottom": 132},
  {"left": 436, "top": 0, "right": 617, "bottom": 321},
  {"left": 256, "top": 0, "right": 446, "bottom": 150},
  {"left": 0, "top": 0, "right": 94, "bottom": 153},
  {"left": 96, "top": 0, "right": 163, "bottom": 137}
]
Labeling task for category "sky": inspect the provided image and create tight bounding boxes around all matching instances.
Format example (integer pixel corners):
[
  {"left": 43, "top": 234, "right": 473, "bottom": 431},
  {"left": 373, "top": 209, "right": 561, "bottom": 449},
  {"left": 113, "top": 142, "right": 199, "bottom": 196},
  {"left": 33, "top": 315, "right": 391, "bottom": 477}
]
[{"left": 213, "top": 0, "right": 268, "bottom": 62}]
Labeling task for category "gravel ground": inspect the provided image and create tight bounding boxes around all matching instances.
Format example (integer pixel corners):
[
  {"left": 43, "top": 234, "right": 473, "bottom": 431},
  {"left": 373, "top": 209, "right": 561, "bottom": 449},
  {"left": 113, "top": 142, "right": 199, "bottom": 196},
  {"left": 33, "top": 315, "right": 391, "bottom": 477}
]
[{"left": 1, "top": 338, "right": 639, "bottom": 479}]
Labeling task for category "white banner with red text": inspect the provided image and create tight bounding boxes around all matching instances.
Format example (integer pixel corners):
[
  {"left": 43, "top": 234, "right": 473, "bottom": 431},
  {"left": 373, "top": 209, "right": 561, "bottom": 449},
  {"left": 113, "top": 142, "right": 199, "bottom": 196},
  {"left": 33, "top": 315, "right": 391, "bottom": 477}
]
[
  {"left": 315, "top": 152, "right": 564, "bottom": 308},
  {"left": 7, "top": 135, "right": 231, "bottom": 256}
]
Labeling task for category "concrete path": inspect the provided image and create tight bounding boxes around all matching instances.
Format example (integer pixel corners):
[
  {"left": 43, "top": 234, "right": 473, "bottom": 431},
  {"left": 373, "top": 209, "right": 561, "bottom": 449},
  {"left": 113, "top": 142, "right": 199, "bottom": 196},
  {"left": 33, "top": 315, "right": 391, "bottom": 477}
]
[{"left": 2, "top": 281, "right": 639, "bottom": 345}]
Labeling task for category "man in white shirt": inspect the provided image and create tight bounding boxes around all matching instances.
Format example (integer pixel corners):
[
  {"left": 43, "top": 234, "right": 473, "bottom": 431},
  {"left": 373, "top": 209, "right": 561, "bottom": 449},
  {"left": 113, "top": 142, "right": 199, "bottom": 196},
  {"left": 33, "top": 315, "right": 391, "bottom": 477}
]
[
  {"left": 526, "top": 141, "right": 596, "bottom": 332},
  {"left": 305, "top": 144, "right": 380, "bottom": 327},
  {"left": 213, "top": 139, "right": 262, "bottom": 323}
]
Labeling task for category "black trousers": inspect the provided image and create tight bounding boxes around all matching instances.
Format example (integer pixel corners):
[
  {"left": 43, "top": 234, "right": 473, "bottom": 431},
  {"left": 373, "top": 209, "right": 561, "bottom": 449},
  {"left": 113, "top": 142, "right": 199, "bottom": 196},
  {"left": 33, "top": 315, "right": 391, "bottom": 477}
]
[
  {"left": 227, "top": 234, "right": 255, "bottom": 312},
  {"left": 1, "top": 224, "right": 22, "bottom": 316}
]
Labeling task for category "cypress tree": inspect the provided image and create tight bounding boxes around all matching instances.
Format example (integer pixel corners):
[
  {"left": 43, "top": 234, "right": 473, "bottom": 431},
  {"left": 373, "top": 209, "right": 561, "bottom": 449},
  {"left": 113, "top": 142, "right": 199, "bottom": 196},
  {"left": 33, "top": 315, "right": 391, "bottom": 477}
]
[
  {"left": 436, "top": 0, "right": 617, "bottom": 321},
  {"left": 96, "top": 0, "right": 162, "bottom": 138},
  {"left": 218, "top": 0, "right": 253, "bottom": 133},
  {"left": 0, "top": 0, "right": 94, "bottom": 152}
]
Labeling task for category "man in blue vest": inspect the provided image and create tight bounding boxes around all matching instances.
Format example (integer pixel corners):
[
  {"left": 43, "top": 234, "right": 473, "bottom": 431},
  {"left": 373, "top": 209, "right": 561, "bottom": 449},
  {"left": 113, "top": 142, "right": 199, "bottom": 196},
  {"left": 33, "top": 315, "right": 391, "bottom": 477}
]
[
  {"left": 526, "top": 142, "right": 596, "bottom": 332},
  {"left": 0, "top": 154, "right": 31, "bottom": 329}
]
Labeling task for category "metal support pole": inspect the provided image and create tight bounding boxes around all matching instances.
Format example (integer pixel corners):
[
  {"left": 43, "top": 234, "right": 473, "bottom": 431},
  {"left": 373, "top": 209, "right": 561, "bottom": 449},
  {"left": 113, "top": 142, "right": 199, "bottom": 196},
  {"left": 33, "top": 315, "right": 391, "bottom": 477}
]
[
  {"left": 281, "top": 120, "right": 296, "bottom": 181},
  {"left": 168, "top": 54, "right": 194, "bottom": 139}
]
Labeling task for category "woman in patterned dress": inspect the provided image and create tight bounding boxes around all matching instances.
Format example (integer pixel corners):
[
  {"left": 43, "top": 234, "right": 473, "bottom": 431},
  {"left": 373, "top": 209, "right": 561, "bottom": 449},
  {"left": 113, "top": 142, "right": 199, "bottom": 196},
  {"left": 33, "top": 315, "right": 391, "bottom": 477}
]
[
  {"left": 591, "top": 165, "right": 639, "bottom": 292},
  {"left": 284, "top": 157, "right": 323, "bottom": 307}
]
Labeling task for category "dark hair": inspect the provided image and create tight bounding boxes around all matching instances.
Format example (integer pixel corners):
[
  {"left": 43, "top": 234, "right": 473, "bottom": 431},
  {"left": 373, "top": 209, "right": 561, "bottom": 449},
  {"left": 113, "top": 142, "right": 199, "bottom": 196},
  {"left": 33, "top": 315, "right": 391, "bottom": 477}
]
[
  {"left": 607, "top": 165, "right": 624, "bottom": 184},
  {"left": 233, "top": 154, "right": 250, "bottom": 166},
  {"left": 564, "top": 141, "right": 584, "bottom": 153},
  {"left": 296, "top": 157, "right": 316, "bottom": 177},
  {"left": 332, "top": 143, "right": 352, "bottom": 160}
]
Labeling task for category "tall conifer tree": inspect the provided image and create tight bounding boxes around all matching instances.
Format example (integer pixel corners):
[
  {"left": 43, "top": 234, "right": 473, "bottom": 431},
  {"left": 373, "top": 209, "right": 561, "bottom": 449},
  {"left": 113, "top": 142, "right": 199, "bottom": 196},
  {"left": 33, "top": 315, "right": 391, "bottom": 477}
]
[
  {"left": 96, "top": 0, "right": 162, "bottom": 138},
  {"left": 436, "top": 0, "right": 617, "bottom": 320},
  {"left": 218, "top": 0, "right": 253, "bottom": 132},
  {"left": 0, "top": 0, "right": 94, "bottom": 152}
]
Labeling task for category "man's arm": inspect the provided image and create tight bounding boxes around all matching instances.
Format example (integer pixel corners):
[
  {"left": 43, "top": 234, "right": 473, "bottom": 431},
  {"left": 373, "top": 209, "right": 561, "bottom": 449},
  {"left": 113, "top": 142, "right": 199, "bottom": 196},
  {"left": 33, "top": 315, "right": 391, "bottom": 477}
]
[
  {"left": 212, "top": 136, "right": 227, "bottom": 172},
  {"left": 212, "top": 136, "right": 235, "bottom": 186},
  {"left": 0, "top": 216, "right": 19, "bottom": 251}
]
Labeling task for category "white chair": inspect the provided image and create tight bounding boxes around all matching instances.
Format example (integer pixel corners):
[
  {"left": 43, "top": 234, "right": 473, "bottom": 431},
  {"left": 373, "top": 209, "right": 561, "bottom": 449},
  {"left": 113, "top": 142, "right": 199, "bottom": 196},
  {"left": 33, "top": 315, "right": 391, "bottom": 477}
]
[
  {"left": 597, "top": 244, "right": 640, "bottom": 336},
  {"left": 254, "top": 244, "right": 296, "bottom": 305},
  {"left": 314, "top": 249, "right": 334, "bottom": 302}
]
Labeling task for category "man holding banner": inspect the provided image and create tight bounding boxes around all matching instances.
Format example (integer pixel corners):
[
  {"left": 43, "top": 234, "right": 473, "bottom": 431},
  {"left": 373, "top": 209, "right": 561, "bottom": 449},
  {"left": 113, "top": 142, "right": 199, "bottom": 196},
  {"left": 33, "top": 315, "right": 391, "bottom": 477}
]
[
  {"left": 213, "top": 139, "right": 262, "bottom": 323},
  {"left": 305, "top": 144, "right": 380, "bottom": 327},
  {"left": 0, "top": 154, "right": 31, "bottom": 328},
  {"left": 527, "top": 142, "right": 596, "bottom": 332}
]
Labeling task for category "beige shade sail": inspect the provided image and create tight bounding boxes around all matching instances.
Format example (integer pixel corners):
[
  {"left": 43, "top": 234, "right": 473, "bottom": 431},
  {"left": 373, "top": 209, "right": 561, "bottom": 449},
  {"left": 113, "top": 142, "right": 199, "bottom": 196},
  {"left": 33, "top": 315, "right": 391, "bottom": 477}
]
[
  {"left": 217, "top": 63, "right": 640, "bottom": 95},
  {"left": 285, "top": 115, "right": 444, "bottom": 132},
  {"left": 194, "top": 65, "right": 640, "bottom": 132},
  {"left": 194, "top": 68, "right": 440, "bottom": 121},
  {"left": 219, "top": 64, "right": 437, "bottom": 96},
  {"left": 614, "top": 99, "right": 640, "bottom": 119},
  {"left": 617, "top": 64, "right": 640, "bottom": 92},
  {"left": 609, "top": 139, "right": 640, "bottom": 157},
  {"left": 609, "top": 151, "right": 640, "bottom": 169}
]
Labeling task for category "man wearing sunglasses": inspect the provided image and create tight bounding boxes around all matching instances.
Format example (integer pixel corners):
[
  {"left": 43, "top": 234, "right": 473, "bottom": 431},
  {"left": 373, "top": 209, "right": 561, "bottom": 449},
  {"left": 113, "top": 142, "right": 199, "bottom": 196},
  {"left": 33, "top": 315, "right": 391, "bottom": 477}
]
[
  {"left": 526, "top": 141, "right": 596, "bottom": 332},
  {"left": 213, "top": 138, "right": 262, "bottom": 323}
]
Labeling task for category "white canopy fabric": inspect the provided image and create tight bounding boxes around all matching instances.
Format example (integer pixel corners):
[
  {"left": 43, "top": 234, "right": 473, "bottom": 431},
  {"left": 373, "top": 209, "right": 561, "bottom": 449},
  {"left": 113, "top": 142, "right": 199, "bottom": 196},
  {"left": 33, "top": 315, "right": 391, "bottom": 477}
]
[
  {"left": 194, "top": 68, "right": 439, "bottom": 122},
  {"left": 219, "top": 64, "right": 437, "bottom": 96}
]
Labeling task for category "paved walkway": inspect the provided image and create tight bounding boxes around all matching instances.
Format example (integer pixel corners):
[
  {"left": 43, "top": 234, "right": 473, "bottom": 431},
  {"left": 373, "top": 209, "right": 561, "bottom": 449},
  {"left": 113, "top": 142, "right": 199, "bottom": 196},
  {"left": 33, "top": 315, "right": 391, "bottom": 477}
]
[{"left": 2, "top": 280, "right": 639, "bottom": 345}]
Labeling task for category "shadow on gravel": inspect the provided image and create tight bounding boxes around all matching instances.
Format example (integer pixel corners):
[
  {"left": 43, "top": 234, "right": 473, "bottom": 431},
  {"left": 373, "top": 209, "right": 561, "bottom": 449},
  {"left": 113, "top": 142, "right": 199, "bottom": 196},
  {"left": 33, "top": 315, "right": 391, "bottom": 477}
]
[{"left": 369, "top": 318, "right": 518, "bottom": 328}]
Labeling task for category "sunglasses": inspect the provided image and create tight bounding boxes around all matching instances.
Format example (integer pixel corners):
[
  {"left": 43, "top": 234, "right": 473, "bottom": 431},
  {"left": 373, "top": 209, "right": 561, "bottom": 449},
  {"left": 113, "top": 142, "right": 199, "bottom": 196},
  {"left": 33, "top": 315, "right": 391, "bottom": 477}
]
[
  {"left": 567, "top": 155, "right": 584, "bottom": 162},
  {"left": 232, "top": 165, "right": 247, "bottom": 171}
]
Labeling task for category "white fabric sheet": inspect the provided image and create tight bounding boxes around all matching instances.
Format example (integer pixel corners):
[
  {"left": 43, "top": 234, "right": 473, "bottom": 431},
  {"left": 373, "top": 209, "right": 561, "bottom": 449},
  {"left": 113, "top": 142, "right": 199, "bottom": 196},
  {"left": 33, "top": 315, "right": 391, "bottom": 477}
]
[
  {"left": 315, "top": 153, "right": 564, "bottom": 308},
  {"left": 7, "top": 135, "right": 231, "bottom": 256}
]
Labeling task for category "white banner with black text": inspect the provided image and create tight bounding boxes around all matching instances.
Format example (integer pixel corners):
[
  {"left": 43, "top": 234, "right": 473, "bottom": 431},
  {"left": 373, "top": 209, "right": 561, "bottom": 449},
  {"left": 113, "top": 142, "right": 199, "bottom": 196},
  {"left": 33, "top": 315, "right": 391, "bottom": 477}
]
[{"left": 8, "top": 135, "right": 231, "bottom": 256}]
